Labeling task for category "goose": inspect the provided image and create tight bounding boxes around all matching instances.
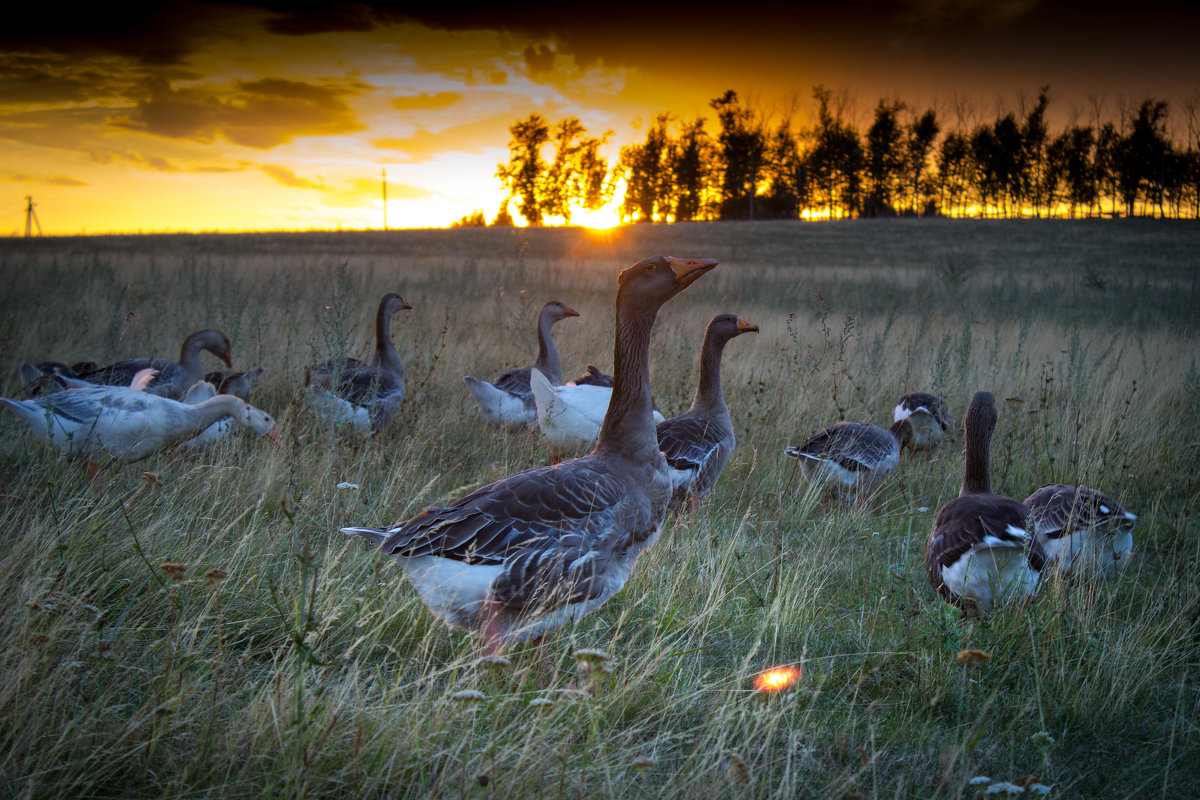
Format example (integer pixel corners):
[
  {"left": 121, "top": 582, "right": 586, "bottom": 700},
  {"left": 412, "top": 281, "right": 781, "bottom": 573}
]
[
  {"left": 530, "top": 368, "right": 666, "bottom": 459},
  {"left": 1023, "top": 484, "right": 1136, "bottom": 580},
  {"left": 178, "top": 380, "right": 234, "bottom": 449},
  {"left": 463, "top": 300, "right": 580, "bottom": 430},
  {"left": 305, "top": 293, "right": 411, "bottom": 435},
  {"left": 926, "top": 391, "right": 1043, "bottom": 614},
  {"left": 0, "top": 383, "right": 281, "bottom": 462},
  {"left": 783, "top": 418, "right": 912, "bottom": 502},
  {"left": 893, "top": 392, "right": 952, "bottom": 454},
  {"left": 205, "top": 366, "right": 265, "bottom": 401},
  {"left": 572, "top": 364, "right": 612, "bottom": 388},
  {"left": 67, "top": 330, "right": 234, "bottom": 399},
  {"left": 341, "top": 255, "right": 717, "bottom": 651},
  {"left": 657, "top": 314, "right": 758, "bottom": 513}
]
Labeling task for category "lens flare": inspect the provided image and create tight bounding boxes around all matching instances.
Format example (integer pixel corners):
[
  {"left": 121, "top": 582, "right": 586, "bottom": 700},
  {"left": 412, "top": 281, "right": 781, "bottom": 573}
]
[{"left": 753, "top": 665, "right": 800, "bottom": 693}]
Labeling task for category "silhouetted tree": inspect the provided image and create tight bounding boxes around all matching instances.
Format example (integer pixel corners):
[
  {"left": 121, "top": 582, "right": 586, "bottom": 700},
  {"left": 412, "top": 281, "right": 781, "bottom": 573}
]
[
  {"left": 670, "top": 116, "right": 717, "bottom": 221},
  {"left": 905, "top": 108, "right": 940, "bottom": 214},
  {"left": 1094, "top": 122, "right": 1120, "bottom": 217},
  {"left": 710, "top": 90, "right": 766, "bottom": 219},
  {"left": 618, "top": 114, "right": 673, "bottom": 222},
  {"left": 542, "top": 118, "right": 611, "bottom": 223},
  {"left": 1022, "top": 87, "right": 1051, "bottom": 216},
  {"left": 864, "top": 99, "right": 904, "bottom": 216},
  {"left": 937, "top": 131, "right": 971, "bottom": 216},
  {"left": 1060, "top": 126, "right": 1097, "bottom": 217},
  {"left": 808, "top": 86, "right": 863, "bottom": 218},
  {"left": 761, "top": 117, "right": 805, "bottom": 218},
  {"left": 451, "top": 210, "right": 487, "bottom": 228},
  {"left": 496, "top": 113, "right": 550, "bottom": 225}
]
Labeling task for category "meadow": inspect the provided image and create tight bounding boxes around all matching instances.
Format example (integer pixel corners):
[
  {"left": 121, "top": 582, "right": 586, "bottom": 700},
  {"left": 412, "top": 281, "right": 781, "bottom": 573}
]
[{"left": 0, "top": 218, "right": 1197, "bottom": 799}]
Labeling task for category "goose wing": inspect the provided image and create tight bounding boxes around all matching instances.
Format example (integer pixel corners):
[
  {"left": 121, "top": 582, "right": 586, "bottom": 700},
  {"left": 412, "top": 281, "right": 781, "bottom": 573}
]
[
  {"left": 927, "top": 494, "right": 1040, "bottom": 581},
  {"left": 657, "top": 414, "right": 732, "bottom": 488},
  {"left": 346, "top": 460, "right": 635, "bottom": 611},
  {"left": 798, "top": 423, "right": 894, "bottom": 471},
  {"left": 1024, "top": 484, "right": 1135, "bottom": 538},
  {"left": 492, "top": 366, "right": 534, "bottom": 401},
  {"left": 77, "top": 359, "right": 184, "bottom": 393},
  {"left": 896, "top": 392, "right": 952, "bottom": 431}
]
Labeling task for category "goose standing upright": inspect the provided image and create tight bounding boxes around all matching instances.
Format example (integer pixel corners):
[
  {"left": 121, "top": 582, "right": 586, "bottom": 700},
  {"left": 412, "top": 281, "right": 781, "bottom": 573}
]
[
  {"left": 67, "top": 330, "right": 234, "bottom": 399},
  {"left": 784, "top": 418, "right": 913, "bottom": 502},
  {"left": 463, "top": 300, "right": 579, "bottom": 430},
  {"left": 1023, "top": 484, "right": 1137, "bottom": 580},
  {"left": 926, "top": 391, "right": 1043, "bottom": 613},
  {"left": 0, "top": 385, "right": 280, "bottom": 462},
  {"left": 305, "top": 293, "right": 411, "bottom": 435},
  {"left": 657, "top": 314, "right": 758, "bottom": 513},
  {"left": 893, "top": 392, "right": 952, "bottom": 454},
  {"left": 341, "top": 256, "right": 717, "bottom": 650}
]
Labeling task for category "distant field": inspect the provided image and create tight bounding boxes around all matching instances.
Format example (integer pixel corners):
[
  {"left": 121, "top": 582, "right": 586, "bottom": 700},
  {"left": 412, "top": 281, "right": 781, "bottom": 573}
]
[{"left": 0, "top": 219, "right": 1197, "bottom": 798}]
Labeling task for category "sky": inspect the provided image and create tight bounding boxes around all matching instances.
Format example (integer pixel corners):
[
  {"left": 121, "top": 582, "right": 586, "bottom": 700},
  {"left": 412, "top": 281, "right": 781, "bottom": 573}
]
[{"left": 2, "top": 1, "right": 1198, "bottom": 234}]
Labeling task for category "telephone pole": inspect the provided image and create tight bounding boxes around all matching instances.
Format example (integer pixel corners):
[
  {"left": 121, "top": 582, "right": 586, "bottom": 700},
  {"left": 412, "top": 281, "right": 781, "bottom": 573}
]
[
  {"left": 381, "top": 168, "right": 387, "bottom": 230},
  {"left": 24, "top": 195, "right": 41, "bottom": 238}
]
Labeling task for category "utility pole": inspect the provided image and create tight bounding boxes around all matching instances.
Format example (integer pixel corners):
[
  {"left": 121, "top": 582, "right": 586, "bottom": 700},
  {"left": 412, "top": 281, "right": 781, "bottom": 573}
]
[
  {"left": 382, "top": 168, "right": 387, "bottom": 230},
  {"left": 24, "top": 195, "right": 41, "bottom": 238}
]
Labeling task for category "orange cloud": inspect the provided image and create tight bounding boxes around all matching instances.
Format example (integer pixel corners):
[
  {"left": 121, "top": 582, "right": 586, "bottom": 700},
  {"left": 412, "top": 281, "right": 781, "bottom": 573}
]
[
  {"left": 261, "top": 164, "right": 323, "bottom": 189},
  {"left": 391, "top": 92, "right": 462, "bottom": 111},
  {"left": 47, "top": 175, "right": 88, "bottom": 186}
]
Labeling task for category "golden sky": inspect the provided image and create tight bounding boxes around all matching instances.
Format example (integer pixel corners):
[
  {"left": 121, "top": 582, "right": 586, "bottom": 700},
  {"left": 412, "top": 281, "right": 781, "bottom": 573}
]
[{"left": 2, "top": 1, "right": 1198, "bottom": 234}]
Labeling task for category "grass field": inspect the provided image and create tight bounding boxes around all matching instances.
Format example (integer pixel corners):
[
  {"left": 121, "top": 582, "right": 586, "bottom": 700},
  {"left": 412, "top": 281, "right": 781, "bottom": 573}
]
[{"left": 0, "top": 219, "right": 1198, "bottom": 798}]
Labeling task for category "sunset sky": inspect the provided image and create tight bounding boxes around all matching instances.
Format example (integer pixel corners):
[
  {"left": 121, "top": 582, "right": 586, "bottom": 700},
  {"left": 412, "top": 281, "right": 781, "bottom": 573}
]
[{"left": 3, "top": 1, "right": 1198, "bottom": 234}]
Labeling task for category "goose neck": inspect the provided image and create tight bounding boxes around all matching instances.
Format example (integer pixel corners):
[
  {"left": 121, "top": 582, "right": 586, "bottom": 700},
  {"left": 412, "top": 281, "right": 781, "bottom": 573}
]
[
  {"left": 532, "top": 308, "right": 563, "bottom": 385},
  {"left": 373, "top": 302, "right": 403, "bottom": 375},
  {"left": 691, "top": 329, "right": 729, "bottom": 413},
  {"left": 596, "top": 303, "right": 658, "bottom": 462}
]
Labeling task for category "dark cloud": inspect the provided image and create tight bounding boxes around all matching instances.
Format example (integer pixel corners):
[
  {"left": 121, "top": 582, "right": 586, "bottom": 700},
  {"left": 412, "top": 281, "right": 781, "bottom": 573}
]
[{"left": 115, "top": 76, "right": 367, "bottom": 148}]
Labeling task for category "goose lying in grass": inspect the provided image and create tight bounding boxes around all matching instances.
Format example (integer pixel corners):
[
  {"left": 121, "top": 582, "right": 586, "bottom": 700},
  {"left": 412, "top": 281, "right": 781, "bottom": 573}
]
[
  {"left": 893, "top": 392, "right": 952, "bottom": 454},
  {"left": 205, "top": 366, "right": 265, "bottom": 401},
  {"left": 178, "top": 379, "right": 241, "bottom": 449},
  {"left": 463, "top": 300, "right": 579, "bottom": 430},
  {"left": 571, "top": 364, "right": 612, "bottom": 388},
  {"left": 1023, "top": 484, "right": 1136, "bottom": 580},
  {"left": 926, "top": 391, "right": 1043, "bottom": 614},
  {"left": 784, "top": 418, "right": 912, "bottom": 502},
  {"left": 530, "top": 367, "right": 666, "bottom": 459},
  {"left": 657, "top": 314, "right": 758, "bottom": 513},
  {"left": 0, "top": 381, "right": 280, "bottom": 462},
  {"left": 341, "top": 255, "right": 717, "bottom": 652},
  {"left": 65, "top": 329, "right": 234, "bottom": 399},
  {"left": 305, "top": 293, "right": 411, "bottom": 435}
]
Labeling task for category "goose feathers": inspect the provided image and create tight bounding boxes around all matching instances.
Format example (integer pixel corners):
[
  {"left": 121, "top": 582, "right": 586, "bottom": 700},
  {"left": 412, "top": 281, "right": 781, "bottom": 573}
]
[
  {"left": 784, "top": 422, "right": 900, "bottom": 500},
  {"left": 1024, "top": 484, "right": 1136, "bottom": 579},
  {"left": 893, "top": 392, "right": 952, "bottom": 452}
]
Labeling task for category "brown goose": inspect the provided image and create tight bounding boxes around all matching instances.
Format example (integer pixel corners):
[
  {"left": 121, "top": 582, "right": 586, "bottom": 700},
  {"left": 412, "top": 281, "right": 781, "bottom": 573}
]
[
  {"left": 893, "top": 392, "right": 952, "bottom": 454},
  {"left": 305, "top": 293, "right": 411, "bottom": 434},
  {"left": 66, "top": 330, "right": 233, "bottom": 399},
  {"left": 657, "top": 314, "right": 758, "bottom": 513},
  {"left": 205, "top": 366, "right": 265, "bottom": 401},
  {"left": 571, "top": 364, "right": 612, "bottom": 387},
  {"left": 926, "top": 391, "right": 1043, "bottom": 613},
  {"left": 1023, "top": 484, "right": 1136, "bottom": 580},
  {"left": 341, "top": 256, "right": 717, "bottom": 650},
  {"left": 783, "top": 419, "right": 912, "bottom": 502},
  {"left": 463, "top": 300, "right": 579, "bottom": 430}
]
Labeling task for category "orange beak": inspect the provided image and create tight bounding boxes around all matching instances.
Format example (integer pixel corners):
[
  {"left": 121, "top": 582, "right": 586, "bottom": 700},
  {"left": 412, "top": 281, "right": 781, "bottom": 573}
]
[
  {"left": 264, "top": 425, "right": 283, "bottom": 448},
  {"left": 737, "top": 318, "right": 759, "bottom": 333},
  {"left": 220, "top": 349, "right": 233, "bottom": 367},
  {"left": 665, "top": 257, "right": 719, "bottom": 286},
  {"left": 563, "top": 304, "right": 580, "bottom": 317},
  {"left": 401, "top": 299, "right": 413, "bottom": 310}
]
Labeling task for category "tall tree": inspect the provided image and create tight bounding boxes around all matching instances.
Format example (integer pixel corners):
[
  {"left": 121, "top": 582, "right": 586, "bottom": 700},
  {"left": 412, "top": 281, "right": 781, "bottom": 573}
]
[
  {"left": 542, "top": 118, "right": 611, "bottom": 223},
  {"left": 864, "top": 99, "right": 905, "bottom": 216},
  {"left": 937, "top": 131, "right": 971, "bottom": 216},
  {"left": 619, "top": 114, "right": 673, "bottom": 222},
  {"left": 808, "top": 85, "right": 863, "bottom": 218},
  {"left": 710, "top": 90, "right": 767, "bottom": 219},
  {"left": 496, "top": 113, "right": 550, "bottom": 225},
  {"left": 905, "top": 108, "right": 940, "bottom": 214},
  {"left": 670, "top": 116, "right": 716, "bottom": 221},
  {"left": 1022, "top": 87, "right": 1051, "bottom": 216}
]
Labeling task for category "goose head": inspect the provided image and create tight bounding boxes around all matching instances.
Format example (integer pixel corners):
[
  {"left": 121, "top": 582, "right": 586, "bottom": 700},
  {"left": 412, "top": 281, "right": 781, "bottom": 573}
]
[
  {"left": 380, "top": 293, "right": 413, "bottom": 316},
  {"left": 542, "top": 300, "right": 580, "bottom": 322},
  {"left": 184, "top": 330, "right": 233, "bottom": 367},
  {"left": 707, "top": 313, "right": 760, "bottom": 343},
  {"left": 616, "top": 256, "right": 719, "bottom": 312},
  {"left": 230, "top": 399, "right": 282, "bottom": 447}
]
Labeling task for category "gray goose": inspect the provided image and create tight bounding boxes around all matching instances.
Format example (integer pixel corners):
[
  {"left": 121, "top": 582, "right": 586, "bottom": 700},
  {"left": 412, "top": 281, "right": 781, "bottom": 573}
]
[
  {"left": 305, "top": 293, "right": 411, "bottom": 434},
  {"left": 463, "top": 300, "right": 580, "bottom": 430},
  {"left": 657, "top": 314, "right": 758, "bottom": 513},
  {"left": 893, "top": 392, "right": 952, "bottom": 454},
  {"left": 783, "top": 419, "right": 912, "bottom": 502},
  {"left": 926, "top": 391, "right": 1043, "bottom": 614},
  {"left": 63, "top": 330, "right": 233, "bottom": 399},
  {"left": 341, "top": 255, "right": 717, "bottom": 650},
  {"left": 205, "top": 366, "right": 265, "bottom": 401},
  {"left": 1023, "top": 484, "right": 1136, "bottom": 580}
]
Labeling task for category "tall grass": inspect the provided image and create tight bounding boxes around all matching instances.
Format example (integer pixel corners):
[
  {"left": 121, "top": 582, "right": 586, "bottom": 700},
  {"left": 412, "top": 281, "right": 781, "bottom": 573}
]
[{"left": 0, "top": 219, "right": 1197, "bottom": 798}]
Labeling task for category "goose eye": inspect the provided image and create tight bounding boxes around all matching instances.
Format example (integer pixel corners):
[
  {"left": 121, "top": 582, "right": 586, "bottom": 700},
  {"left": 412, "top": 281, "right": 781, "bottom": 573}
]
[{"left": 645, "top": 262, "right": 656, "bottom": 272}]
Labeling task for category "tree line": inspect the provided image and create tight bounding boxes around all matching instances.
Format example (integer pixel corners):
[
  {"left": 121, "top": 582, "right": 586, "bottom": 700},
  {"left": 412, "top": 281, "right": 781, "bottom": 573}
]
[{"left": 459, "top": 86, "right": 1200, "bottom": 226}]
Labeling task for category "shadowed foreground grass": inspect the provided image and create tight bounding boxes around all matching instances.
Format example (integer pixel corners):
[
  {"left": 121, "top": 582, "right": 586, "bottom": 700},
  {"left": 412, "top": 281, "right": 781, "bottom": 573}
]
[{"left": 0, "top": 219, "right": 1197, "bottom": 798}]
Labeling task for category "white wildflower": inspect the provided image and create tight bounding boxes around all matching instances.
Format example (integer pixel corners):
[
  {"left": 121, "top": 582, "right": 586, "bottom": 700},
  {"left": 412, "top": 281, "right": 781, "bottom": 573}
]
[
  {"left": 969, "top": 776, "right": 992, "bottom": 786},
  {"left": 528, "top": 697, "right": 555, "bottom": 709},
  {"left": 984, "top": 782, "right": 1025, "bottom": 795},
  {"left": 1030, "top": 731, "right": 1055, "bottom": 747},
  {"left": 917, "top": 506, "right": 930, "bottom": 512},
  {"left": 1027, "top": 784, "right": 1052, "bottom": 796},
  {"left": 336, "top": 482, "right": 360, "bottom": 492},
  {"left": 631, "top": 755, "right": 655, "bottom": 772},
  {"left": 451, "top": 689, "right": 485, "bottom": 705}
]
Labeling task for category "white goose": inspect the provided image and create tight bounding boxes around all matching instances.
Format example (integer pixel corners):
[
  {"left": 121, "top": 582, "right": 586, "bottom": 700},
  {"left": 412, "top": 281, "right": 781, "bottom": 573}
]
[
  {"left": 0, "top": 384, "right": 281, "bottom": 462},
  {"left": 530, "top": 368, "right": 665, "bottom": 459},
  {"left": 305, "top": 293, "right": 411, "bottom": 435},
  {"left": 1023, "top": 484, "right": 1137, "bottom": 580},
  {"left": 463, "top": 300, "right": 580, "bottom": 430},
  {"left": 926, "top": 391, "right": 1043, "bottom": 614},
  {"left": 784, "top": 419, "right": 912, "bottom": 502},
  {"left": 178, "top": 380, "right": 233, "bottom": 449},
  {"left": 893, "top": 392, "right": 952, "bottom": 454},
  {"left": 657, "top": 314, "right": 758, "bottom": 513},
  {"left": 341, "top": 255, "right": 717, "bottom": 650}
]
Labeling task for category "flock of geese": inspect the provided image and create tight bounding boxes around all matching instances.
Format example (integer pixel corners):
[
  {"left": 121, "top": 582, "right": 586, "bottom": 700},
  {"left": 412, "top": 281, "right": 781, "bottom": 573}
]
[{"left": 2, "top": 255, "right": 1137, "bottom": 652}]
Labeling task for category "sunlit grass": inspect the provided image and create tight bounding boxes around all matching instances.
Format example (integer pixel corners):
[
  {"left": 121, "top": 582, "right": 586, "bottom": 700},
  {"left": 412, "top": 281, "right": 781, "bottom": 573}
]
[{"left": 0, "top": 219, "right": 1197, "bottom": 797}]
